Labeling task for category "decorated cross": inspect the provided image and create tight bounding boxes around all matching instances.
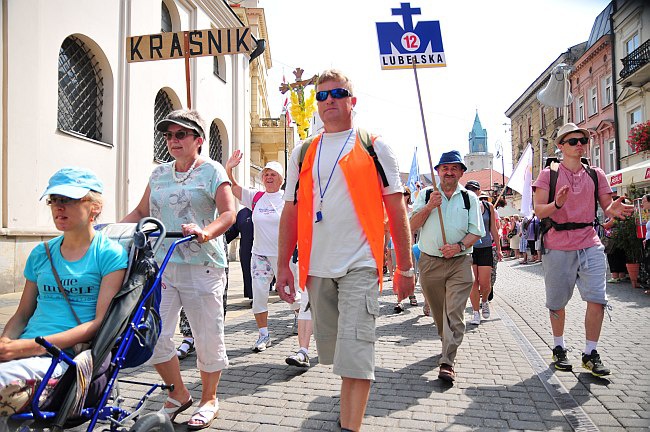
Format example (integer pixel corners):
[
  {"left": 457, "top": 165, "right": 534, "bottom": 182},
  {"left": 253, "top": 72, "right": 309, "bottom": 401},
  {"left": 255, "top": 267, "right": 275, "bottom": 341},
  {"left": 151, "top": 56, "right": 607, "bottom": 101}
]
[
  {"left": 280, "top": 68, "right": 317, "bottom": 140},
  {"left": 278, "top": 68, "right": 318, "bottom": 94}
]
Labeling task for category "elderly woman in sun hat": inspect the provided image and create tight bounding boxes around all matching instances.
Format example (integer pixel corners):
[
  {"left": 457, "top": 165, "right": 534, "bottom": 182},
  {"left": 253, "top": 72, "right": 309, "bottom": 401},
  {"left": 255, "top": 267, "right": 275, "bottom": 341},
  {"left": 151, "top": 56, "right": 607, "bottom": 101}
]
[
  {"left": 0, "top": 167, "right": 126, "bottom": 415},
  {"left": 122, "top": 109, "right": 235, "bottom": 430},
  {"left": 225, "top": 152, "right": 313, "bottom": 367}
]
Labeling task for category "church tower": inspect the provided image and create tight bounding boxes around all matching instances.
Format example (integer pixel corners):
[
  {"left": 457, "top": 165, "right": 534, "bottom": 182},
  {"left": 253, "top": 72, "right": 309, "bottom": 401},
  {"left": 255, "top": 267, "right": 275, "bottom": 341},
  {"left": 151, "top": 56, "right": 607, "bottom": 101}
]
[
  {"left": 469, "top": 112, "right": 487, "bottom": 153},
  {"left": 464, "top": 111, "right": 493, "bottom": 172}
]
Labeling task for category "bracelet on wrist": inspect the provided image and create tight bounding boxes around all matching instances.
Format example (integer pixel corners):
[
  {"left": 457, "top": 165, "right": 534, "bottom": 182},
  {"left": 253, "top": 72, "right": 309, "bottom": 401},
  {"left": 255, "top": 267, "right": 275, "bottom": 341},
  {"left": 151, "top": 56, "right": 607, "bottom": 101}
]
[{"left": 554, "top": 201, "right": 562, "bottom": 210}]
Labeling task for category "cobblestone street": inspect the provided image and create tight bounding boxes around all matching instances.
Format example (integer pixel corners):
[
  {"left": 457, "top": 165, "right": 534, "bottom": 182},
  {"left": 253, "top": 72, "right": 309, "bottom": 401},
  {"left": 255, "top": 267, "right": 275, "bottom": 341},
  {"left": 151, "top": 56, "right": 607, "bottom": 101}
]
[{"left": 3, "top": 258, "right": 648, "bottom": 431}]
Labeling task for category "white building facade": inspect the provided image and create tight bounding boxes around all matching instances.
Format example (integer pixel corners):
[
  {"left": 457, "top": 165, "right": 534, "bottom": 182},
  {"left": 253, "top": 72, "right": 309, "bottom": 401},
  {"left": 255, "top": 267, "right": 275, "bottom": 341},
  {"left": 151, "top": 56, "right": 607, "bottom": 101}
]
[{"left": 0, "top": 0, "right": 255, "bottom": 292}]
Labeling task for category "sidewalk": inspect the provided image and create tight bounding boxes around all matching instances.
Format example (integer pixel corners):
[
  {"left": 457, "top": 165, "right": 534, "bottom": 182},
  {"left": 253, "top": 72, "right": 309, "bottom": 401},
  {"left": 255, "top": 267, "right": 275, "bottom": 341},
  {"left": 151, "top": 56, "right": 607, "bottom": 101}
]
[{"left": 1, "top": 259, "right": 649, "bottom": 431}]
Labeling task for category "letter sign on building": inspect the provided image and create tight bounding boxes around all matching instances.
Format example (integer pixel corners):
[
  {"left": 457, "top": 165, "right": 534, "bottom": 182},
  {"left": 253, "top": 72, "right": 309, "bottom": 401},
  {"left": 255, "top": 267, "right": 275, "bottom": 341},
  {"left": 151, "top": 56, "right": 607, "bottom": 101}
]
[
  {"left": 375, "top": 3, "right": 446, "bottom": 70},
  {"left": 127, "top": 27, "right": 253, "bottom": 63}
]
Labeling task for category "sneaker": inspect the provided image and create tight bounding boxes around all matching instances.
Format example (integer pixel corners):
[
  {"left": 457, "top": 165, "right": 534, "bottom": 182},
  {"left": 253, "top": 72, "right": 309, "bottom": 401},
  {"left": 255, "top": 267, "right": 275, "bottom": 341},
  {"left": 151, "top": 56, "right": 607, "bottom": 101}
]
[
  {"left": 470, "top": 311, "right": 480, "bottom": 325},
  {"left": 481, "top": 301, "right": 491, "bottom": 319},
  {"left": 552, "top": 345, "right": 572, "bottom": 371},
  {"left": 582, "top": 350, "right": 611, "bottom": 377},
  {"left": 252, "top": 335, "right": 271, "bottom": 352},
  {"left": 285, "top": 350, "right": 310, "bottom": 368},
  {"left": 607, "top": 278, "right": 620, "bottom": 283}
]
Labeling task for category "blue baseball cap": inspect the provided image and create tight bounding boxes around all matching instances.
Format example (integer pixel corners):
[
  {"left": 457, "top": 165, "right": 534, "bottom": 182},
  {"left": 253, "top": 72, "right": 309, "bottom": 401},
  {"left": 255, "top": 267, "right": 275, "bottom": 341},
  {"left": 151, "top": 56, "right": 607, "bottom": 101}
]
[
  {"left": 40, "top": 167, "right": 104, "bottom": 200},
  {"left": 434, "top": 150, "right": 467, "bottom": 172}
]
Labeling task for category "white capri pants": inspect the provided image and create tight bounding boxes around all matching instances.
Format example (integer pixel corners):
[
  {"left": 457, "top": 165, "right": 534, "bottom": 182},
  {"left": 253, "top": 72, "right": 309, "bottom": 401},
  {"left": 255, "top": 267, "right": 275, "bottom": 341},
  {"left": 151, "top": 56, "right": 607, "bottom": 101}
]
[
  {"left": 0, "top": 356, "right": 68, "bottom": 388},
  {"left": 151, "top": 263, "right": 228, "bottom": 373},
  {"left": 251, "top": 254, "right": 302, "bottom": 315}
]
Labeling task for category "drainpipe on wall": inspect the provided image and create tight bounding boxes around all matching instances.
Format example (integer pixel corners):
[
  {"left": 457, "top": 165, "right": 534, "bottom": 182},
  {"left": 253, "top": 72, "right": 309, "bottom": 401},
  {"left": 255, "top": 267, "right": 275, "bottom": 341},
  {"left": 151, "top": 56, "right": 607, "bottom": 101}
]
[
  {"left": 1, "top": 0, "right": 6, "bottom": 229},
  {"left": 116, "top": 0, "right": 131, "bottom": 218},
  {"left": 610, "top": 1, "right": 620, "bottom": 170}
]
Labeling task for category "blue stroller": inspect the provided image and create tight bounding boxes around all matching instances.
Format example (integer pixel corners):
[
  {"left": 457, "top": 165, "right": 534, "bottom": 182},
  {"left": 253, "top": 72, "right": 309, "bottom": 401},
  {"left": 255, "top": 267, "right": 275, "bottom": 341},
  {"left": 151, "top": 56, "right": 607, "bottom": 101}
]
[{"left": 8, "top": 217, "right": 194, "bottom": 431}]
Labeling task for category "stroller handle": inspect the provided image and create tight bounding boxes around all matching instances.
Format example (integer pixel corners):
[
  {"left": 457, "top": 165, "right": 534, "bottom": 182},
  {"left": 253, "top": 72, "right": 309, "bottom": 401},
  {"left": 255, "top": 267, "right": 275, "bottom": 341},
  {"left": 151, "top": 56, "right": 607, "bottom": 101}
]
[
  {"left": 135, "top": 217, "right": 166, "bottom": 255},
  {"left": 165, "top": 232, "right": 198, "bottom": 239}
]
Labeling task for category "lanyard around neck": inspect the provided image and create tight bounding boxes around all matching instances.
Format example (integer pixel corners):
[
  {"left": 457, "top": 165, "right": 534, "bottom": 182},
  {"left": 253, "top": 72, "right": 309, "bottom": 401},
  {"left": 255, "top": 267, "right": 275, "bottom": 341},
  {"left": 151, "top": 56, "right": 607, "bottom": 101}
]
[{"left": 316, "top": 129, "right": 355, "bottom": 201}]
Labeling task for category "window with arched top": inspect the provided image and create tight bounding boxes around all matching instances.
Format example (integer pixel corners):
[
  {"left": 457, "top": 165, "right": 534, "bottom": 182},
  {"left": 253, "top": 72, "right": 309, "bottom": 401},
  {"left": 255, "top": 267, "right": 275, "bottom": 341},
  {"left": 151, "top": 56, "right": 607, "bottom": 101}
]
[
  {"left": 57, "top": 36, "right": 104, "bottom": 141},
  {"left": 154, "top": 90, "right": 174, "bottom": 163},
  {"left": 161, "top": 2, "right": 172, "bottom": 32},
  {"left": 209, "top": 121, "right": 223, "bottom": 163}
]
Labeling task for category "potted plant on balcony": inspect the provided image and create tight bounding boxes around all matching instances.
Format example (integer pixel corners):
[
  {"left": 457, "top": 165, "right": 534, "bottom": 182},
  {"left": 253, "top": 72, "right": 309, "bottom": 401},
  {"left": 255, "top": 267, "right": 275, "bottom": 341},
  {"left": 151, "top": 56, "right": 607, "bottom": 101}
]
[{"left": 627, "top": 120, "right": 650, "bottom": 153}]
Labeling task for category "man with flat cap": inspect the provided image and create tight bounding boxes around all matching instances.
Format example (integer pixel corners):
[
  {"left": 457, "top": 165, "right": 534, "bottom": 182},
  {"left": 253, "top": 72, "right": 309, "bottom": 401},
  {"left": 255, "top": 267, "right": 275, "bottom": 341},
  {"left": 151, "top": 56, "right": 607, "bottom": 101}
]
[{"left": 409, "top": 150, "right": 484, "bottom": 383}]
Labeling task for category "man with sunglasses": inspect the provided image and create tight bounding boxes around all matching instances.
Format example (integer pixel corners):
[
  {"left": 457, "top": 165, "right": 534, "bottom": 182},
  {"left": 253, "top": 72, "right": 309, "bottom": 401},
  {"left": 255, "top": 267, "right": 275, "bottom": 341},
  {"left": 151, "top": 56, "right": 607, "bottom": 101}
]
[
  {"left": 533, "top": 123, "right": 633, "bottom": 377},
  {"left": 277, "top": 69, "right": 414, "bottom": 432}
]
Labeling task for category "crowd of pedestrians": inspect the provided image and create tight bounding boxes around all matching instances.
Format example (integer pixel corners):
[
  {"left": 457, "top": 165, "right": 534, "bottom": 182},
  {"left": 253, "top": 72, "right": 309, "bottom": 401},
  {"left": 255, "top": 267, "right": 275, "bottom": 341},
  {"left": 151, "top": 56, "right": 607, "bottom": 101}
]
[{"left": 0, "top": 69, "right": 641, "bottom": 431}]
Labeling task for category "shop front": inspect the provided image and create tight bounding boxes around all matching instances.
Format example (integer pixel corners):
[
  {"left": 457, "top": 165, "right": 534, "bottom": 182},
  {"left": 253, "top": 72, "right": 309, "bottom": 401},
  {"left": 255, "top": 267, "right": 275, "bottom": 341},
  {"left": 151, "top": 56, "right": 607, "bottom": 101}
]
[{"left": 606, "top": 159, "right": 650, "bottom": 196}]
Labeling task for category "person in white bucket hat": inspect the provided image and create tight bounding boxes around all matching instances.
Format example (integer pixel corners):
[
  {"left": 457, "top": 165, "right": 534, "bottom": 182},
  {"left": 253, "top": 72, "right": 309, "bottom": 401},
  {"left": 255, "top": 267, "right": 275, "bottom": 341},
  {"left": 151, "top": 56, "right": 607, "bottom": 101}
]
[{"left": 226, "top": 151, "right": 313, "bottom": 368}]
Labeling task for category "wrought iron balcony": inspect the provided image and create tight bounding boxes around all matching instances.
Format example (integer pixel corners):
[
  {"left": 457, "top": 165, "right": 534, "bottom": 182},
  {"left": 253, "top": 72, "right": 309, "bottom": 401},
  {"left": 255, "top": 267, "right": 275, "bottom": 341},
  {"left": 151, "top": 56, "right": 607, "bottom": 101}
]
[{"left": 620, "top": 39, "right": 650, "bottom": 79}]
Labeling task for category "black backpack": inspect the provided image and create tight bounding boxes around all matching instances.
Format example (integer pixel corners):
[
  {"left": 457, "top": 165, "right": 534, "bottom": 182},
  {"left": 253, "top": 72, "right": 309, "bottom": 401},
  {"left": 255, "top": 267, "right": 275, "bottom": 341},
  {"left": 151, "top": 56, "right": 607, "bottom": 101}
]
[{"left": 425, "top": 188, "right": 471, "bottom": 211}]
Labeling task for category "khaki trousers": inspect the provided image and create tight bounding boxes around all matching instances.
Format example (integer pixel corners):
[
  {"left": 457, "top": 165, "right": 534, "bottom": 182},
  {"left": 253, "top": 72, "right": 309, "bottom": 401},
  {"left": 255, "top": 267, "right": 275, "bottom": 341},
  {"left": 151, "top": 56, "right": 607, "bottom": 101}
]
[{"left": 419, "top": 253, "right": 473, "bottom": 366}]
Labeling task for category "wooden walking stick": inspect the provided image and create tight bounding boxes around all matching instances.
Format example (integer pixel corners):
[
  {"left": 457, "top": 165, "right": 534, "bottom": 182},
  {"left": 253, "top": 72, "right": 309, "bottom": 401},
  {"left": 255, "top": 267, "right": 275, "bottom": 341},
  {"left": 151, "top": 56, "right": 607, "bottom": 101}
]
[{"left": 412, "top": 56, "right": 447, "bottom": 244}]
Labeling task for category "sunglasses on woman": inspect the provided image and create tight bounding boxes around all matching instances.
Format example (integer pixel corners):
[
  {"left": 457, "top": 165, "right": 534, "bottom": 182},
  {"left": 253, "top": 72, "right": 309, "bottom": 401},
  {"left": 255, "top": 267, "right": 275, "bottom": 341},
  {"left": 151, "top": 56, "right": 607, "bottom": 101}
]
[
  {"left": 561, "top": 137, "right": 589, "bottom": 146},
  {"left": 162, "top": 130, "right": 199, "bottom": 140},
  {"left": 46, "top": 196, "right": 86, "bottom": 206},
  {"left": 315, "top": 88, "right": 352, "bottom": 102}
]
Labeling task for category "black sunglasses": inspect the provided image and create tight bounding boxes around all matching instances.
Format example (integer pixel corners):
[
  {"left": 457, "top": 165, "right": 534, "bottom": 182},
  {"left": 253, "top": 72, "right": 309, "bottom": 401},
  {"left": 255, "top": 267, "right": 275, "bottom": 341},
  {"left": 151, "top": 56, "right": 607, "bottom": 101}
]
[
  {"left": 561, "top": 137, "right": 589, "bottom": 146},
  {"left": 315, "top": 88, "right": 352, "bottom": 102},
  {"left": 46, "top": 196, "right": 85, "bottom": 206},
  {"left": 162, "top": 130, "right": 199, "bottom": 140}
]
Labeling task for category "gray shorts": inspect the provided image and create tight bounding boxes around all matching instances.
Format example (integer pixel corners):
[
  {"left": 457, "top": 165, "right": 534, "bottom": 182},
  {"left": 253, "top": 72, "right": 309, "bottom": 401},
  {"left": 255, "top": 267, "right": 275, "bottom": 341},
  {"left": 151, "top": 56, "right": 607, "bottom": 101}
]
[
  {"left": 306, "top": 267, "right": 379, "bottom": 380},
  {"left": 542, "top": 245, "right": 608, "bottom": 310}
]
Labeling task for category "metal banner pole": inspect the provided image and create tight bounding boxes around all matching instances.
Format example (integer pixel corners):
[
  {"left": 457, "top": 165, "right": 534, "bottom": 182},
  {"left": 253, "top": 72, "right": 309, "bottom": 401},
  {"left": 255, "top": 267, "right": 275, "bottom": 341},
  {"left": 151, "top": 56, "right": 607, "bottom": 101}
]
[{"left": 412, "top": 56, "right": 447, "bottom": 244}]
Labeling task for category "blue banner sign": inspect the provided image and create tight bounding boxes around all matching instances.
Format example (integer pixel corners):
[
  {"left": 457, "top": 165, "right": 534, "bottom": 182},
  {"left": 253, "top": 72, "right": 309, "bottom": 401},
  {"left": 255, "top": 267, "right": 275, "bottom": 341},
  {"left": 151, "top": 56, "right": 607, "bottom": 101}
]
[{"left": 376, "top": 2, "right": 446, "bottom": 70}]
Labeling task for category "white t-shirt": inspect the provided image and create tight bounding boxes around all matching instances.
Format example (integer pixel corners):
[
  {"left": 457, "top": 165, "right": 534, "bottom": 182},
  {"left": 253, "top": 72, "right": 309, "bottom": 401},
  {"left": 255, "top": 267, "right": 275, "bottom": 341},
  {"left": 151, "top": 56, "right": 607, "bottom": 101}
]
[
  {"left": 284, "top": 129, "right": 403, "bottom": 278},
  {"left": 241, "top": 188, "right": 284, "bottom": 257}
]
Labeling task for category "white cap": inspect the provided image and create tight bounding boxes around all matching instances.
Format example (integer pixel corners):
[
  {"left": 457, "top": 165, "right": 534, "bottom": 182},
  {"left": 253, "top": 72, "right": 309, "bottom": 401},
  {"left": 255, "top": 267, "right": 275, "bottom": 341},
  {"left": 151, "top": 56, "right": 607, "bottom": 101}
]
[{"left": 261, "top": 161, "right": 284, "bottom": 179}]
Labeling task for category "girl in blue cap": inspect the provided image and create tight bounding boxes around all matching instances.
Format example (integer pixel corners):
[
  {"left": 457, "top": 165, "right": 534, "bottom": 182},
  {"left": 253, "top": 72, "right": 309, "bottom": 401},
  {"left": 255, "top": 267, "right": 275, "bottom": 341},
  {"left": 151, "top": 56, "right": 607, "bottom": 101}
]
[{"left": 0, "top": 167, "right": 127, "bottom": 415}]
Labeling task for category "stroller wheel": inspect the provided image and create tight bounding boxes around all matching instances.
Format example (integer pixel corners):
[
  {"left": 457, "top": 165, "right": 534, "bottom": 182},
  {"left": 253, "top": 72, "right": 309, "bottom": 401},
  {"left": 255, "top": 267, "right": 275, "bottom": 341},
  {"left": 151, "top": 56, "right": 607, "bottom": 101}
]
[{"left": 129, "top": 412, "right": 174, "bottom": 432}]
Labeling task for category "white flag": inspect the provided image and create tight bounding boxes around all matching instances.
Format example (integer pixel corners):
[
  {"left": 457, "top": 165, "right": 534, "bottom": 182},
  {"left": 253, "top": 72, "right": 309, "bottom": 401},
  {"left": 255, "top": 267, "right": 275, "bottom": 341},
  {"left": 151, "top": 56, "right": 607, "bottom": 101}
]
[{"left": 507, "top": 144, "right": 534, "bottom": 216}]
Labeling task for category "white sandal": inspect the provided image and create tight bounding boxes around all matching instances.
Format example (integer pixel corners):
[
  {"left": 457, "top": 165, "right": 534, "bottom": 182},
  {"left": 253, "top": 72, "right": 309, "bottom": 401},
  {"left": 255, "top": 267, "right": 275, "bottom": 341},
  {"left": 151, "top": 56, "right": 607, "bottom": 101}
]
[
  {"left": 176, "top": 338, "right": 195, "bottom": 359},
  {"left": 187, "top": 401, "right": 219, "bottom": 430},
  {"left": 158, "top": 395, "right": 193, "bottom": 422}
]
